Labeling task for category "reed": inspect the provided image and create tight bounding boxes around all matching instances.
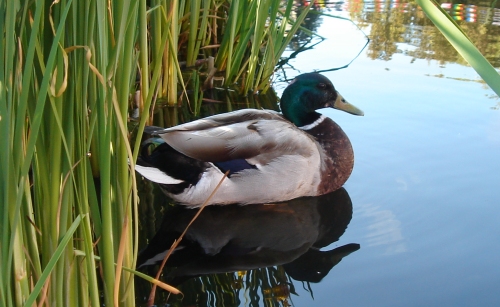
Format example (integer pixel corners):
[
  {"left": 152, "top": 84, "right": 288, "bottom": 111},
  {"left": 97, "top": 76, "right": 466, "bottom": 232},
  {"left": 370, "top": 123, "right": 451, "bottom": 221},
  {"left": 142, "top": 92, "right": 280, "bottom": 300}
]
[
  {"left": 0, "top": 1, "right": 311, "bottom": 306},
  {"left": 0, "top": 0, "right": 144, "bottom": 305},
  {"left": 214, "top": 1, "right": 313, "bottom": 93}
]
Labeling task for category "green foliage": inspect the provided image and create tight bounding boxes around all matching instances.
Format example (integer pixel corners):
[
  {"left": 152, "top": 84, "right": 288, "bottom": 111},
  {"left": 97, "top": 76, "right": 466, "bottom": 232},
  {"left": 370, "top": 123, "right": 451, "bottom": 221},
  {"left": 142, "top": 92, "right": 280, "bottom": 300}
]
[
  {"left": 214, "top": 0, "right": 313, "bottom": 93},
  {"left": 0, "top": 1, "right": 310, "bottom": 306},
  {"left": 1, "top": 0, "right": 144, "bottom": 305}
]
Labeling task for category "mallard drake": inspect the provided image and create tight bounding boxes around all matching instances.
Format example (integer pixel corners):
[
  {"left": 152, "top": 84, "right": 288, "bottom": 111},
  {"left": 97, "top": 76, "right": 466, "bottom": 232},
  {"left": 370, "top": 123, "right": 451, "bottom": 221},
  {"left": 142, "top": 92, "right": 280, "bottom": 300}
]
[{"left": 135, "top": 73, "right": 363, "bottom": 206}]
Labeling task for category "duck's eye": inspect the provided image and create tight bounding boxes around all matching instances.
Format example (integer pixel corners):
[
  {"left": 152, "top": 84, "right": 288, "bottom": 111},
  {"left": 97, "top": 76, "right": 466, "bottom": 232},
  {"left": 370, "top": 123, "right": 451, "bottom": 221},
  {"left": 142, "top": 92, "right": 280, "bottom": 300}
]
[{"left": 317, "top": 83, "right": 326, "bottom": 90}]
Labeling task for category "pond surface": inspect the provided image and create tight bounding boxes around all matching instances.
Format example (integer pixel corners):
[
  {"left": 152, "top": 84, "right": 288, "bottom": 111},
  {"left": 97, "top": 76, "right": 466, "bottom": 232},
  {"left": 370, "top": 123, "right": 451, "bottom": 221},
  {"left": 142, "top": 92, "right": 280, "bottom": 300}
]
[{"left": 136, "top": 1, "right": 500, "bottom": 306}]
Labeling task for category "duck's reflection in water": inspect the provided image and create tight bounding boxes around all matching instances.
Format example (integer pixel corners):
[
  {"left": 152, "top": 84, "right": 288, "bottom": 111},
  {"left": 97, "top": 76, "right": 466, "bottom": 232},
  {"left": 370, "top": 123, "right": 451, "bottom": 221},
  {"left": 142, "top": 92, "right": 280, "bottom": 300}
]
[{"left": 138, "top": 187, "right": 360, "bottom": 286}]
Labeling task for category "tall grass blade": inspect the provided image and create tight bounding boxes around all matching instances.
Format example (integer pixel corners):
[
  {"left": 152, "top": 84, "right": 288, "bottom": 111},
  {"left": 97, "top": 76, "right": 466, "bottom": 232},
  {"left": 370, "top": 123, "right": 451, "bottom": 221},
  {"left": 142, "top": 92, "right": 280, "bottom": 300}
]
[
  {"left": 2, "top": 1, "right": 315, "bottom": 305},
  {"left": 24, "top": 215, "right": 83, "bottom": 307},
  {"left": 187, "top": 0, "right": 201, "bottom": 66}
]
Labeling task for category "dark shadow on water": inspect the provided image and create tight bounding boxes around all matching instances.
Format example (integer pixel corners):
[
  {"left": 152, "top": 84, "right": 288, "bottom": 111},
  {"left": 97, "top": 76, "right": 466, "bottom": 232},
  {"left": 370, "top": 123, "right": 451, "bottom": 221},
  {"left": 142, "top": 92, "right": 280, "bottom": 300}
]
[{"left": 135, "top": 187, "right": 360, "bottom": 307}]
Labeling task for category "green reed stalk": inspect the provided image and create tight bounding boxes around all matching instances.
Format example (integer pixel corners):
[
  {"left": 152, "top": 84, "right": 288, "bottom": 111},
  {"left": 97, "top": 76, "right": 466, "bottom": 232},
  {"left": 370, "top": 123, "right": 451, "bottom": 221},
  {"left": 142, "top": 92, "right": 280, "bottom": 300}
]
[
  {"left": 167, "top": 0, "right": 180, "bottom": 106},
  {"left": 221, "top": 0, "right": 240, "bottom": 82},
  {"left": 244, "top": 0, "right": 271, "bottom": 91},
  {"left": 1, "top": 0, "right": 149, "bottom": 305},
  {"left": 2, "top": 1, "right": 314, "bottom": 305},
  {"left": 256, "top": 1, "right": 313, "bottom": 92},
  {"left": 1, "top": 1, "right": 18, "bottom": 304},
  {"left": 214, "top": 0, "right": 312, "bottom": 93},
  {"left": 187, "top": 0, "right": 201, "bottom": 66}
]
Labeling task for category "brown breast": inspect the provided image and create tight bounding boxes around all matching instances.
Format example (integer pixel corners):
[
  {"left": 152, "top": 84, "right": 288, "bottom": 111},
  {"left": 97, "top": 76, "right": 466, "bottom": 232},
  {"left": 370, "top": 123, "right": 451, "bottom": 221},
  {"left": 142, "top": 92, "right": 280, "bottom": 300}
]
[{"left": 305, "top": 117, "right": 355, "bottom": 195}]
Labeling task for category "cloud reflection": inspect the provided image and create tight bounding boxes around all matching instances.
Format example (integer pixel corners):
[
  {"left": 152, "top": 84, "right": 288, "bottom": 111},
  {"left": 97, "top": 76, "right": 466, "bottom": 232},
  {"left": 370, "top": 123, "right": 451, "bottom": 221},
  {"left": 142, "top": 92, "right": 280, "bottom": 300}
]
[{"left": 358, "top": 203, "right": 406, "bottom": 255}]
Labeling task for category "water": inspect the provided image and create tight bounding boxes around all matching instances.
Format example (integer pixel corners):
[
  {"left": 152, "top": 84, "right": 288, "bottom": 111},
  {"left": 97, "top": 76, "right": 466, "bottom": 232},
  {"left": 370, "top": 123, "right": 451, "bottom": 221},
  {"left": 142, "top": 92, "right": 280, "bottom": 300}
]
[
  {"left": 137, "top": 1, "right": 500, "bottom": 306},
  {"left": 280, "top": 2, "right": 500, "bottom": 306}
]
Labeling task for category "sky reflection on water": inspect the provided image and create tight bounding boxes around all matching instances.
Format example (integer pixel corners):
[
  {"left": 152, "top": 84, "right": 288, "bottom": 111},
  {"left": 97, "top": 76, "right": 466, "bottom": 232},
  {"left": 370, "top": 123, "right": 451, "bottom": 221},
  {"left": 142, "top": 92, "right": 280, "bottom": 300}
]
[{"left": 279, "top": 3, "right": 500, "bottom": 307}]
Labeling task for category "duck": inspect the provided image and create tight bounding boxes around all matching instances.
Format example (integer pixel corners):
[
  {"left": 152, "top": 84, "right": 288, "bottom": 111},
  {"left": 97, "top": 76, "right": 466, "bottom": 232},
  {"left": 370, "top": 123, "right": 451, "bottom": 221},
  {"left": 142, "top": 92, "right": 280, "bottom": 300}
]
[{"left": 135, "top": 73, "right": 363, "bottom": 206}]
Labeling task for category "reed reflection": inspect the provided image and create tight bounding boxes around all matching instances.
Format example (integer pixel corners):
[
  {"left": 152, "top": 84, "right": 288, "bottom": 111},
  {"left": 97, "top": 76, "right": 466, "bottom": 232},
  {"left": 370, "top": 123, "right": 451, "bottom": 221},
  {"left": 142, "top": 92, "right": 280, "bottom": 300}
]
[{"left": 138, "top": 187, "right": 360, "bottom": 288}]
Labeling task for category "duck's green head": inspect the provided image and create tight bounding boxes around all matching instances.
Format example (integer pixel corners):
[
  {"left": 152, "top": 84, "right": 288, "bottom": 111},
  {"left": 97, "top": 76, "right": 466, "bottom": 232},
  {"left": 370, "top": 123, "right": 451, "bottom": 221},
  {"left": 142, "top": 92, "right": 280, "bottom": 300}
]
[{"left": 280, "top": 73, "right": 364, "bottom": 127}]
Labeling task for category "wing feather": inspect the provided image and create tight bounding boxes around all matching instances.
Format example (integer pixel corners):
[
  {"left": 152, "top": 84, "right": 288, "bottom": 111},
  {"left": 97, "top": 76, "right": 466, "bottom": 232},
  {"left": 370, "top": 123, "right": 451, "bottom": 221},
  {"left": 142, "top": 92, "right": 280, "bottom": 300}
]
[{"left": 154, "top": 109, "right": 317, "bottom": 164}]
